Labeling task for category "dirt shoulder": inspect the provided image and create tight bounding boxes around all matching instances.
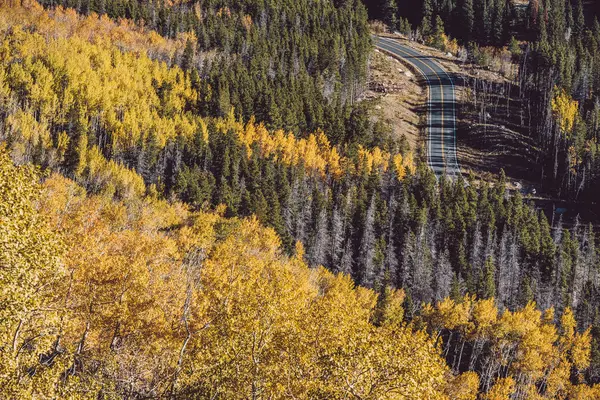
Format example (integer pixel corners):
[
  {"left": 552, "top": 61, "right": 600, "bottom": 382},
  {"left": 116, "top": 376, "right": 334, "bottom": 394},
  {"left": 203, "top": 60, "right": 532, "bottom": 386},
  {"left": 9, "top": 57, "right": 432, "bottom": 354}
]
[{"left": 361, "top": 46, "right": 425, "bottom": 152}]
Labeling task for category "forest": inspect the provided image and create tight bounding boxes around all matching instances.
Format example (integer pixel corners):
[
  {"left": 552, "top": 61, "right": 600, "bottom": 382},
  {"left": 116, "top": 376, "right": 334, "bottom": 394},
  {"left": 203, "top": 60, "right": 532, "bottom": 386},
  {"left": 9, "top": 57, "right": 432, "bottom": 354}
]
[{"left": 2, "top": 0, "right": 600, "bottom": 398}]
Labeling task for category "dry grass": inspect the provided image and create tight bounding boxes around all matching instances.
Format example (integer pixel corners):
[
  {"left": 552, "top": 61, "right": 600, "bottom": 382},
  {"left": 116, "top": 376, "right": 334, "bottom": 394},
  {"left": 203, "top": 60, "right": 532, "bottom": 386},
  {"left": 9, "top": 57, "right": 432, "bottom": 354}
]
[{"left": 362, "top": 49, "right": 424, "bottom": 150}]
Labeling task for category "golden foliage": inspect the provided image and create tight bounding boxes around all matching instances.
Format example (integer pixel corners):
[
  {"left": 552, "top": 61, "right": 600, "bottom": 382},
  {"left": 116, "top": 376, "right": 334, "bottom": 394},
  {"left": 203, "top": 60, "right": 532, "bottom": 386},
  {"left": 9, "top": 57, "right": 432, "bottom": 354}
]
[
  {"left": 393, "top": 152, "right": 417, "bottom": 180},
  {"left": 0, "top": 150, "right": 597, "bottom": 398},
  {"left": 0, "top": 149, "right": 66, "bottom": 398},
  {"left": 0, "top": 149, "right": 447, "bottom": 398},
  {"left": 446, "top": 371, "right": 479, "bottom": 400},
  {"left": 0, "top": 0, "right": 193, "bottom": 60},
  {"left": 483, "top": 377, "right": 515, "bottom": 400},
  {"left": 551, "top": 88, "right": 579, "bottom": 135},
  {"left": 223, "top": 112, "right": 414, "bottom": 179},
  {"left": 0, "top": 1, "right": 415, "bottom": 189},
  {"left": 423, "top": 296, "right": 595, "bottom": 398},
  {"left": 241, "top": 14, "right": 253, "bottom": 31}
]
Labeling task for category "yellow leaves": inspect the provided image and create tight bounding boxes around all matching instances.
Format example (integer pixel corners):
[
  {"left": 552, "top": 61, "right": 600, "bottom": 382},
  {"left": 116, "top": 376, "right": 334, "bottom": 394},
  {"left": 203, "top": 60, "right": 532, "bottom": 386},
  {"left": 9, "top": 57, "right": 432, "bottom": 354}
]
[
  {"left": 422, "top": 297, "right": 597, "bottom": 398},
  {"left": 5, "top": 110, "right": 52, "bottom": 163},
  {"left": 551, "top": 88, "right": 579, "bottom": 135},
  {"left": 0, "top": 15, "right": 197, "bottom": 162},
  {"left": 560, "top": 308, "right": 592, "bottom": 372},
  {"left": 233, "top": 116, "right": 413, "bottom": 180},
  {"left": 472, "top": 297, "right": 498, "bottom": 337},
  {"left": 358, "top": 145, "right": 389, "bottom": 174},
  {"left": 0, "top": 0, "right": 191, "bottom": 60},
  {"left": 294, "top": 240, "right": 305, "bottom": 261},
  {"left": 56, "top": 130, "right": 70, "bottom": 160},
  {"left": 0, "top": 1, "right": 415, "bottom": 190},
  {"left": 175, "top": 211, "right": 218, "bottom": 254},
  {"left": 568, "top": 145, "right": 581, "bottom": 173},
  {"left": 393, "top": 152, "right": 416, "bottom": 180},
  {"left": 545, "top": 357, "right": 571, "bottom": 399},
  {"left": 569, "top": 383, "right": 600, "bottom": 399},
  {"left": 216, "top": 6, "right": 232, "bottom": 18},
  {"left": 241, "top": 14, "right": 253, "bottom": 31},
  {"left": 571, "top": 328, "right": 592, "bottom": 371},
  {"left": 483, "top": 377, "right": 515, "bottom": 400},
  {"left": 338, "top": 326, "right": 449, "bottom": 400},
  {"left": 446, "top": 371, "right": 479, "bottom": 400},
  {"left": 308, "top": 269, "right": 448, "bottom": 399},
  {"left": 182, "top": 218, "right": 315, "bottom": 397},
  {"left": 82, "top": 146, "right": 146, "bottom": 200},
  {"left": 357, "top": 145, "right": 415, "bottom": 179},
  {"left": 446, "top": 37, "right": 459, "bottom": 55},
  {"left": 0, "top": 149, "right": 66, "bottom": 396},
  {"left": 561, "top": 307, "right": 577, "bottom": 339},
  {"left": 543, "top": 307, "right": 555, "bottom": 325},
  {"left": 375, "top": 287, "right": 406, "bottom": 327},
  {"left": 496, "top": 303, "right": 557, "bottom": 380},
  {"left": 299, "top": 133, "right": 327, "bottom": 174},
  {"left": 37, "top": 173, "right": 190, "bottom": 394},
  {"left": 5, "top": 144, "right": 599, "bottom": 398},
  {"left": 423, "top": 296, "right": 473, "bottom": 333}
]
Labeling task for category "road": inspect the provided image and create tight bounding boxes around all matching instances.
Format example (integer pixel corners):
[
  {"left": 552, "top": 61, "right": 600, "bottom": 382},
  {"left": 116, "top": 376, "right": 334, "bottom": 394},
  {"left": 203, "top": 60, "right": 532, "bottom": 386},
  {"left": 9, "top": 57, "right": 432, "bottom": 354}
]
[{"left": 375, "top": 36, "right": 461, "bottom": 178}]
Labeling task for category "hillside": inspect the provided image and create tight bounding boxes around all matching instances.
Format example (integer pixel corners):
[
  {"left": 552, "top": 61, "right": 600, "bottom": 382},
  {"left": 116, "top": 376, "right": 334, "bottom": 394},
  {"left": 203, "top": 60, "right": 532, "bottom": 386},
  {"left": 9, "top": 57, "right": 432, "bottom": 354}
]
[
  {"left": 1, "top": 148, "right": 453, "bottom": 398},
  {"left": 2, "top": 0, "right": 600, "bottom": 398},
  {"left": 2, "top": 142, "right": 600, "bottom": 398}
]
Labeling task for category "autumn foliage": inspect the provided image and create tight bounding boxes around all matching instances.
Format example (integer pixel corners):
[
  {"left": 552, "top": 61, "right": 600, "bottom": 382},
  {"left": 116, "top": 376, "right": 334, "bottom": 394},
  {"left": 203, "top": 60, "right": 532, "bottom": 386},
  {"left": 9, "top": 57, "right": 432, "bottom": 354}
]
[
  {"left": 0, "top": 148, "right": 598, "bottom": 397},
  {"left": 0, "top": 149, "right": 446, "bottom": 398},
  {"left": 0, "top": 0, "right": 414, "bottom": 198},
  {"left": 2, "top": 1, "right": 600, "bottom": 398},
  {"left": 551, "top": 88, "right": 579, "bottom": 136},
  {"left": 422, "top": 296, "right": 600, "bottom": 398}
]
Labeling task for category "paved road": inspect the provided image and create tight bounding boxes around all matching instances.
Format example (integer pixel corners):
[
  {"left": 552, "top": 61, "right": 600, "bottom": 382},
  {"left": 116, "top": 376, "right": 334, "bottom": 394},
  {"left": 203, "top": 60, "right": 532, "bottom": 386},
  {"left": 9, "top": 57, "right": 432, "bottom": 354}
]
[{"left": 375, "top": 36, "right": 461, "bottom": 178}]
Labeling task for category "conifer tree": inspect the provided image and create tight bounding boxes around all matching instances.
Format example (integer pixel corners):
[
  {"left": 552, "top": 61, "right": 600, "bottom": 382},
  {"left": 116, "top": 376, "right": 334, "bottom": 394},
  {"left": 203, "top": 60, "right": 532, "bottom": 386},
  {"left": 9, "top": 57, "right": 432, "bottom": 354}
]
[
  {"left": 421, "top": 0, "right": 434, "bottom": 37},
  {"left": 455, "top": 0, "right": 474, "bottom": 42}
]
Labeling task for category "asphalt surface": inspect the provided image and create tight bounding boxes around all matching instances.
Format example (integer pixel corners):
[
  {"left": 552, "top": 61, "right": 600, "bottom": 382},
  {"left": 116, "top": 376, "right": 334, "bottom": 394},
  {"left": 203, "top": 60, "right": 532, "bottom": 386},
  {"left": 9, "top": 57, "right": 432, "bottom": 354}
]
[{"left": 375, "top": 36, "right": 461, "bottom": 178}]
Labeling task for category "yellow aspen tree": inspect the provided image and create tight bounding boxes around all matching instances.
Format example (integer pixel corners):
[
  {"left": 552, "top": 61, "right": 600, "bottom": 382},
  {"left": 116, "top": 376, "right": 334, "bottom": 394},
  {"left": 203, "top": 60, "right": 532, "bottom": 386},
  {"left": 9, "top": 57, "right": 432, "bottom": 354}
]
[
  {"left": 568, "top": 384, "right": 600, "bottom": 399},
  {"left": 551, "top": 88, "right": 579, "bottom": 136},
  {"left": 393, "top": 153, "right": 407, "bottom": 180},
  {"left": 483, "top": 377, "right": 515, "bottom": 400},
  {"left": 472, "top": 297, "right": 498, "bottom": 339},
  {"left": 0, "top": 149, "right": 66, "bottom": 398},
  {"left": 39, "top": 174, "right": 190, "bottom": 396},
  {"left": 559, "top": 308, "right": 592, "bottom": 380},
  {"left": 446, "top": 371, "right": 479, "bottom": 400}
]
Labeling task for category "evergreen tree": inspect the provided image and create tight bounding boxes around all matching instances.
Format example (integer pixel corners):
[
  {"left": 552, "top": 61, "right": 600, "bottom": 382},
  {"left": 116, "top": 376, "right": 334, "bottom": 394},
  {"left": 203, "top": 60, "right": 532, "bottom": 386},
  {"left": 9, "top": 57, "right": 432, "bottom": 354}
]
[
  {"left": 480, "top": 256, "right": 496, "bottom": 299},
  {"left": 421, "top": 0, "right": 434, "bottom": 37},
  {"left": 455, "top": 0, "right": 474, "bottom": 42}
]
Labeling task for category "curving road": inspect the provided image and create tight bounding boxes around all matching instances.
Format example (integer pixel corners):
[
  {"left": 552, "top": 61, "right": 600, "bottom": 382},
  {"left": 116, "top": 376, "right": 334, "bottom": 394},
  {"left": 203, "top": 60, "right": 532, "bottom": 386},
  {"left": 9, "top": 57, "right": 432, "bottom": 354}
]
[{"left": 375, "top": 36, "right": 461, "bottom": 178}]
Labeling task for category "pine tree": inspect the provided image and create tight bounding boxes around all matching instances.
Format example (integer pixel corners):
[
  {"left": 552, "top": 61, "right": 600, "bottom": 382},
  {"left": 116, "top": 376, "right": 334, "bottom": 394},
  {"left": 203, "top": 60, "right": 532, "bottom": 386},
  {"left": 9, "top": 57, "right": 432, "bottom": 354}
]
[
  {"left": 421, "top": 0, "right": 434, "bottom": 37},
  {"left": 431, "top": 15, "right": 447, "bottom": 49},
  {"left": 450, "top": 273, "right": 463, "bottom": 301},
  {"left": 380, "top": 0, "right": 399, "bottom": 29},
  {"left": 519, "top": 275, "right": 535, "bottom": 307},
  {"left": 480, "top": 256, "right": 496, "bottom": 299},
  {"left": 539, "top": 212, "right": 556, "bottom": 279},
  {"left": 491, "top": 0, "right": 507, "bottom": 45},
  {"left": 181, "top": 38, "right": 195, "bottom": 71},
  {"left": 475, "top": 0, "right": 491, "bottom": 44},
  {"left": 455, "top": 0, "right": 474, "bottom": 42},
  {"left": 574, "top": 0, "right": 586, "bottom": 39}
]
